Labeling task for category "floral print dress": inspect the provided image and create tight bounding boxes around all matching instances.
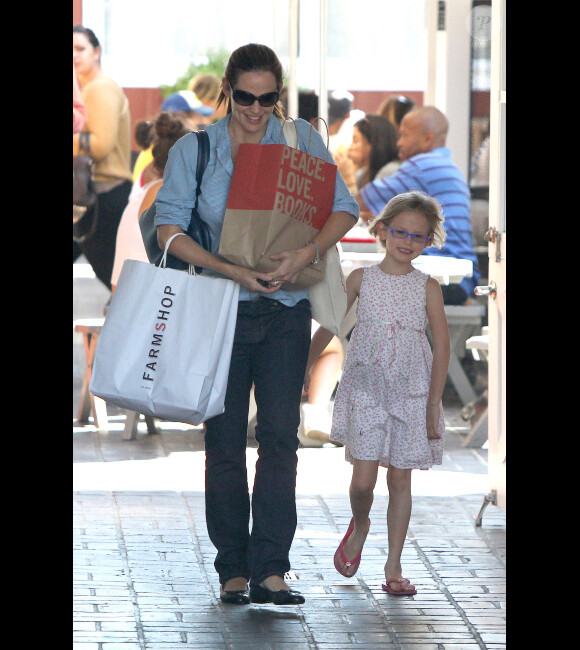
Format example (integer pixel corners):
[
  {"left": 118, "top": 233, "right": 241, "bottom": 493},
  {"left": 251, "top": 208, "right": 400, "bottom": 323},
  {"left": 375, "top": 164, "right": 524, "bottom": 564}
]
[{"left": 330, "top": 265, "right": 445, "bottom": 469}]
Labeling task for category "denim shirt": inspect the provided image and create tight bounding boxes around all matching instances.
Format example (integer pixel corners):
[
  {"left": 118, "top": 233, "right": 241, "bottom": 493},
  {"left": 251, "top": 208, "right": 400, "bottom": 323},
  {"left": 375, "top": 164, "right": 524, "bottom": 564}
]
[{"left": 155, "top": 114, "right": 359, "bottom": 305}]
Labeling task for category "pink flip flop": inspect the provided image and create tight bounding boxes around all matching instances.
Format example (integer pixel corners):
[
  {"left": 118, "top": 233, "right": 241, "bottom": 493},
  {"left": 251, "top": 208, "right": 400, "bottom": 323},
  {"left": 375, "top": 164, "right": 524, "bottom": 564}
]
[
  {"left": 333, "top": 518, "right": 369, "bottom": 577},
  {"left": 382, "top": 578, "right": 417, "bottom": 596}
]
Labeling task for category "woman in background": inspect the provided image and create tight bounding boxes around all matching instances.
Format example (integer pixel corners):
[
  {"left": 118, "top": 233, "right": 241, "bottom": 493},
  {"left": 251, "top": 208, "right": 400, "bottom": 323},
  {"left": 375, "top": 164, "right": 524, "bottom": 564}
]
[
  {"left": 73, "top": 25, "right": 132, "bottom": 292},
  {"left": 335, "top": 114, "right": 399, "bottom": 224}
]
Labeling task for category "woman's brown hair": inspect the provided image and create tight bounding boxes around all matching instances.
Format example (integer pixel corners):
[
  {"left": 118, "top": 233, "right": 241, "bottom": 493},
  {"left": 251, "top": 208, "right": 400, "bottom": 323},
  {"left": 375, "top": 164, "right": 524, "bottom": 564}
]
[{"left": 216, "top": 43, "right": 285, "bottom": 119}]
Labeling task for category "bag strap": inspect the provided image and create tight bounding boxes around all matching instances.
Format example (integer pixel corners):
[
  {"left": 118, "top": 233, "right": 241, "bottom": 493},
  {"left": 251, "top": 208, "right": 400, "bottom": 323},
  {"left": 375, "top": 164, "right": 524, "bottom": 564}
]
[
  {"left": 155, "top": 131, "right": 210, "bottom": 275},
  {"left": 160, "top": 232, "right": 196, "bottom": 275},
  {"left": 307, "top": 118, "right": 330, "bottom": 161},
  {"left": 158, "top": 132, "right": 210, "bottom": 275},
  {"left": 280, "top": 117, "right": 330, "bottom": 160},
  {"left": 281, "top": 118, "right": 299, "bottom": 149},
  {"left": 194, "top": 130, "right": 210, "bottom": 202}
]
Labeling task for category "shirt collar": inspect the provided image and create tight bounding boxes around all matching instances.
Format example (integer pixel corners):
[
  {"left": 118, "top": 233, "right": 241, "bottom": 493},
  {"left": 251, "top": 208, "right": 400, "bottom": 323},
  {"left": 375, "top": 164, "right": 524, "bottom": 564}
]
[
  {"left": 265, "top": 113, "right": 285, "bottom": 143},
  {"left": 427, "top": 147, "right": 450, "bottom": 157},
  {"left": 213, "top": 114, "right": 284, "bottom": 172}
]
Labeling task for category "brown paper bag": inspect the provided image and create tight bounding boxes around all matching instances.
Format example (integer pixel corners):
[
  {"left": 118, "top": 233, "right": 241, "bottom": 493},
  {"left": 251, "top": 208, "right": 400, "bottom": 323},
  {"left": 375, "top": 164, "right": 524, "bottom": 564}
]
[{"left": 219, "top": 139, "right": 337, "bottom": 289}]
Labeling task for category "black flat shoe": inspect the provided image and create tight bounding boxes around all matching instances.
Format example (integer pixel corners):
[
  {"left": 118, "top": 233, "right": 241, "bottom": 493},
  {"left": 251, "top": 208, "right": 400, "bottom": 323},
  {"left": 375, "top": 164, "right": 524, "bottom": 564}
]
[
  {"left": 220, "top": 589, "right": 250, "bottom": 605},
  {"left": 249, "top": 583, "right": 305, "bottom": 605}
]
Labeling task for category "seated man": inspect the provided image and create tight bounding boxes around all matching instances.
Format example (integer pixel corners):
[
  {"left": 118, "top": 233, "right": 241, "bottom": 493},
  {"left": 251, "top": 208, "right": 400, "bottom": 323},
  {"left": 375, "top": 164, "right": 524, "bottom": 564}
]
[{"left": 358, "top": 106, "right": 480, "bottom": 305}]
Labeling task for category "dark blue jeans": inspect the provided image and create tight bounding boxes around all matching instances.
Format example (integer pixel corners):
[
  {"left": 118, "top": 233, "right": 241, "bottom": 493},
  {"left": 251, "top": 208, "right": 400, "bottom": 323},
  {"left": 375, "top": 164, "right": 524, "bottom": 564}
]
[{"left": 204, "top": 297, "right": 312, "bottom": 587}]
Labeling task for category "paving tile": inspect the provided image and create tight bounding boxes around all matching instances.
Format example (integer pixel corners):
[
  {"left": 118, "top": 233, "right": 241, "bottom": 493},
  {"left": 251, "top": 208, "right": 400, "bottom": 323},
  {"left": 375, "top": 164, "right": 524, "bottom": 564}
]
[{"left": 73, "top": 296, "right": 505, "bottom": 649}]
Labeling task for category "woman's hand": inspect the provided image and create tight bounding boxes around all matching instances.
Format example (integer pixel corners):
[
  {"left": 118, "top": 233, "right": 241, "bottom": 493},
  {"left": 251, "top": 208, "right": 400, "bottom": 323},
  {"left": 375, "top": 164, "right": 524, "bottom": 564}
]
[
  {"left": 333, "top": 148, "right": 358, "bottom": 194},
  {"left": 266, "top": 211, "right": 356, "bottom": 284},
  {"left": 157, "top": 225, "right": 281, "bottom": 294},
  {"left": 267, "top": 244, "right": 314, "bottom": 284},
  {"left": 334, "top": 150, "right": 356, "bottom": 187},
  {"left": 228, "top": 265, "right": 282, "bottom": 294}
]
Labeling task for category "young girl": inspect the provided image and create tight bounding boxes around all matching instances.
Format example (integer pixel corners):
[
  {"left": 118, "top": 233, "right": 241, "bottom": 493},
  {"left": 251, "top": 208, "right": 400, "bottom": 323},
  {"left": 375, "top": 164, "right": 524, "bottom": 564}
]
[{"left": 305, "top": 190, "right": 450, "bottom": 595}]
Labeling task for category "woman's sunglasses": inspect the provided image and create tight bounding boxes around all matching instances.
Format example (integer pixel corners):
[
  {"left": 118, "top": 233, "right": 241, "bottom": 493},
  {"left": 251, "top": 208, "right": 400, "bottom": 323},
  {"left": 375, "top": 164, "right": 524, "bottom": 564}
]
[{"left": 232, "top": 88, "right": 280, "bottom": 107}]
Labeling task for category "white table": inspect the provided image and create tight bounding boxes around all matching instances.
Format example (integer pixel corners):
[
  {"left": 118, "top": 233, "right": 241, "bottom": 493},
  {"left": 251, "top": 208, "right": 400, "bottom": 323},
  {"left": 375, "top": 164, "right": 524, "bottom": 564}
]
[{"left": 340, "top": 252, "right": 473, "bottom": 286}]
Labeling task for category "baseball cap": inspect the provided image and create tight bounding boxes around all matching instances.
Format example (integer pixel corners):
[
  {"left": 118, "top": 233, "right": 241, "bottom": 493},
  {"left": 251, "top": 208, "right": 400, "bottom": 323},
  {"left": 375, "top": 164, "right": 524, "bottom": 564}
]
[{"left": 161, "top": 90, "right": 214, "bottom": 116}]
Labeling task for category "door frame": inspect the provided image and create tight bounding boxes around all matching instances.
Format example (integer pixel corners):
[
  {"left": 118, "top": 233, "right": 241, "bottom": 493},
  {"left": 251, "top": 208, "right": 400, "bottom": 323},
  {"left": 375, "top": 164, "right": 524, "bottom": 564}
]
[{"left": 475, "top": 0, "right": 505, "bottom": 526}]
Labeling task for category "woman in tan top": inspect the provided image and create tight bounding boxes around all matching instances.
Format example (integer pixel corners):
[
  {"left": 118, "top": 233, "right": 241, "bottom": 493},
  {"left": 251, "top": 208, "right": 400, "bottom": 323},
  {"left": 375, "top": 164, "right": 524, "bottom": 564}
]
[{"left": 73, "top": 25, "right": 132, "bottom": 292}]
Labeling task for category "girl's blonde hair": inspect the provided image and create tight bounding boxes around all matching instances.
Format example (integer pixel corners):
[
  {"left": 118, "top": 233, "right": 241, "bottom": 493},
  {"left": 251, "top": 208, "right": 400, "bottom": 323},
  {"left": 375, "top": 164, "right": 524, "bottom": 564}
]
[{"left": 368, "top": 190, "right": 446, "bottom": 249}]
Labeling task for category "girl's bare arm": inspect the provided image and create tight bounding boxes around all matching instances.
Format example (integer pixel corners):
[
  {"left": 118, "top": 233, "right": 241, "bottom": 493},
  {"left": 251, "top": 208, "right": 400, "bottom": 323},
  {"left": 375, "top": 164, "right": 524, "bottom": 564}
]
[{"left": 425, "top": 277, "right": 451, "bottom": 438}]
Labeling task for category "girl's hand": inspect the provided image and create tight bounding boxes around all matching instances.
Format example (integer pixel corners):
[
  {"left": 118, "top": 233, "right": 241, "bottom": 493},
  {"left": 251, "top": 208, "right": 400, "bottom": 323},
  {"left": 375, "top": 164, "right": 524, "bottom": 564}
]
[{"left": 426, "top": 402, "right": 442, "bottom": 440}]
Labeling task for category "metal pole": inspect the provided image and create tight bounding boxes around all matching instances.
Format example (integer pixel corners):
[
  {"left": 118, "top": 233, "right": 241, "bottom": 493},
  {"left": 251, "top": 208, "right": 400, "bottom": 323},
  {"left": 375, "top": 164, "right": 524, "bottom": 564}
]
[
  {"left": 317, "top": 0, "right": 328, "bottom": 132},
  {"left": 288, "top": 0, "right": 299, "bottom": 119}
]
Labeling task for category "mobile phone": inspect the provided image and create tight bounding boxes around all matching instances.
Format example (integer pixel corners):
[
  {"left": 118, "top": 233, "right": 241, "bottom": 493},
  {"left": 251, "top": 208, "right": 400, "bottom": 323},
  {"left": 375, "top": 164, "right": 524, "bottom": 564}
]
[{"left": 257, "top": 279, "right": 270, "bottom": 288}]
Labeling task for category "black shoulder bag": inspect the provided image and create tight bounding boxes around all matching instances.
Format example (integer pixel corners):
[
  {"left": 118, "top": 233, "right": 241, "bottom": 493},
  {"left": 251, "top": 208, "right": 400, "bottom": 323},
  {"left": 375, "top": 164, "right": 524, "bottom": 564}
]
[{"left": 139, "top": 129, "right": 211, "bottom": 273}]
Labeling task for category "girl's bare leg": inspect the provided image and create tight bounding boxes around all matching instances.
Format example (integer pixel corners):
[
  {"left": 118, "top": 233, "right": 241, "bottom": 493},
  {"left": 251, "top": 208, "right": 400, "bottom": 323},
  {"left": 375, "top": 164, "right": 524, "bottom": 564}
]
[
  {"left": 384, "top": 466, "right": 415, "bottom": 592},
  {"left": 336, "top": 459, "right": 378, "bottom": 576}
]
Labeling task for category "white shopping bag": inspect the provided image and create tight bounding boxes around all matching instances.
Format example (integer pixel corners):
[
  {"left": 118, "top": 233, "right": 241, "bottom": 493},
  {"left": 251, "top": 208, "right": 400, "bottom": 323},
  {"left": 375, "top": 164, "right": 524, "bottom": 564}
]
[
  {"left": 308, "top": 243, "right": 348, "bottom": 337},
  {"left": 90, "top": 234, "right": 240, "bottom": 425}
]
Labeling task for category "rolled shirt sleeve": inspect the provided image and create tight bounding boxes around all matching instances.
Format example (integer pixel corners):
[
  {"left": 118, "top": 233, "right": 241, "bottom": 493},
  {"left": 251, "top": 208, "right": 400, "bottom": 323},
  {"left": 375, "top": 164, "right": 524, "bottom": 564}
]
[{"left": 155, "top": 132, "right": 201, "bottom": 232}]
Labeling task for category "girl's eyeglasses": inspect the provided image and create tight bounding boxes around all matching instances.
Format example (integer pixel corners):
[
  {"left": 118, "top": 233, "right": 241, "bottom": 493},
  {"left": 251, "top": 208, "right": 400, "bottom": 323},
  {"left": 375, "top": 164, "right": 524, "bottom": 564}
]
[
  {"left": 232, "top": 89, "right": 280, "bottom": 107},
  {"left": 386, "top": 226, "right": 431, "bottom": 244}
]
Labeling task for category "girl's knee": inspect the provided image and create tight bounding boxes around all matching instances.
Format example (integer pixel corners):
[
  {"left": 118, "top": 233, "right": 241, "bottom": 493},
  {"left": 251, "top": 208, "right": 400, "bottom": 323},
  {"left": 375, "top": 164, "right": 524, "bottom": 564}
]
[
  {"left": 350, "top": 476, "right": 376, "bottom": 497},
  {"left": 386, "top": 467, "right": 412, "bottom": 493},
  {"left": 350, "top": 460, "right": 379, "bottom": 496}
]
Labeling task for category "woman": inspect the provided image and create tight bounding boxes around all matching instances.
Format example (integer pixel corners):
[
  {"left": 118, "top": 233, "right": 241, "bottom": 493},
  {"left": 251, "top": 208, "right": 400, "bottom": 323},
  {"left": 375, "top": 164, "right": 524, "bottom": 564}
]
[
  {"left": 345, "top": 115, "right": 400, "bottom": 190},
  {"left": 111, "top": 112, "right": 190, "bottom": 291},
  {"left": 73, "top": 25, "right": 133, "bottom": 291},
  {"left": 335, "top": 114, "right": 399, "bottom": 225},
  {"left": 154, "top": 43, "right": 359, "bottom": 605}
]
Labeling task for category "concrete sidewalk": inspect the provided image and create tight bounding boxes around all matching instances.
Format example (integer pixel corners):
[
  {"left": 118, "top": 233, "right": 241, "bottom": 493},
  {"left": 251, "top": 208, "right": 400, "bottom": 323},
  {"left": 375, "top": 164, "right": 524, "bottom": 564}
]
[
  {"left": 73, "top": 260, "right": 505, "bottom": 649},
  {"left": 73, "top": 419, "right": 505, "bottom": 650}
]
